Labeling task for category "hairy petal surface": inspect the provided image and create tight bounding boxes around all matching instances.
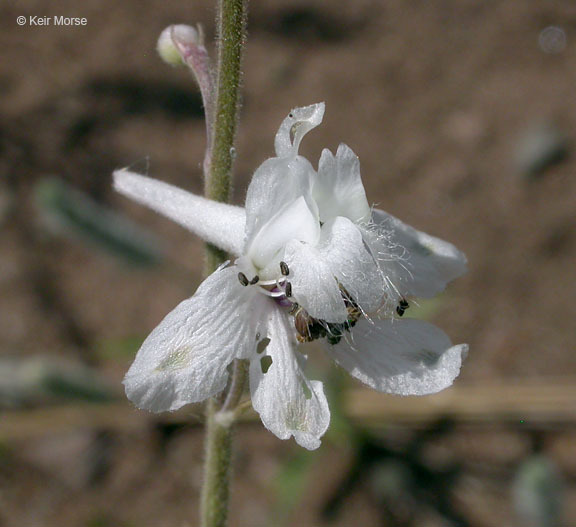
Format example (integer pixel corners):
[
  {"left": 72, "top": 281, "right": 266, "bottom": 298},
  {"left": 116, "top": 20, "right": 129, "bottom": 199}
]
[
  {"left": 123, "top": 266, "right": 265, "bottom": 412},
  {"left": 366, "top": 210, "right": 468, "bottom": 299},
  {"left": 250, "top": 308, "right": 330, "bottom": 450},
  {"left": 114, "top": 170, "right": 246, "bottom": 256},
  {"left": 318, "top": 216, "right": 384, "bottom": 313},
  {"left": 329, "top": 318, "right": 466, "bottom": 395},
  {"left": 314, "top": 144, "right": 371, "bottom": 224},
  {"left": 284, "top": 239, "right": 349, "bottom": 323}
]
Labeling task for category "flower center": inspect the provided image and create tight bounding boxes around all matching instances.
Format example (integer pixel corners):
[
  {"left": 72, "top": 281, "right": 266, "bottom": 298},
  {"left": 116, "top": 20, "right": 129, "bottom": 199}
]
[
  {"left": 237, "top": 261, "right": 292, "bottom": 304},
  {"left": 237, "top": 261, "right": 364, "bottom": 346}
]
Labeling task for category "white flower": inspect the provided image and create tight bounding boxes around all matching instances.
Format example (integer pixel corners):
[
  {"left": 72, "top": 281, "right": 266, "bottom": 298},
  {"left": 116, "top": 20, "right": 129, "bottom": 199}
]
[{"left": 114, "top": 103, "right": 468, "bottom": 450}]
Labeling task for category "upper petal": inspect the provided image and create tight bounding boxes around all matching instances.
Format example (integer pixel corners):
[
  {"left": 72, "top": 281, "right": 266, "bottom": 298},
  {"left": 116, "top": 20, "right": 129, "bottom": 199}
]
[
  {"left": 328, "top": 318, "right": 467, "bottom": 395},
  {"left": 366, "top": 209, "right": 468, "bottom": 299},
  {"left": 314, "top": 144, "right": 371, "bottom": 224},
  {"left": 123, "top": 266, "right": 266, "bottom": 412},
  {"left": 114, "top": 170, "right": 246, "bottom": 256},
  {"left": 249, "top": 307, "right": 330, "bottom": 450},
  {"left": 243, "top": 156, "right": 318, "bottom": 249},
  {"left": 274, "top": 103, "right": 325, "bottom": 158},
  {"left": 246, "top": 196, "right": 321, "bottom": 274},
  {"left": 284, "top": 239, "right": 349, "bottom": 323},
  {"left": 318, "top": 216, "right": 384, "bottom": 313}
]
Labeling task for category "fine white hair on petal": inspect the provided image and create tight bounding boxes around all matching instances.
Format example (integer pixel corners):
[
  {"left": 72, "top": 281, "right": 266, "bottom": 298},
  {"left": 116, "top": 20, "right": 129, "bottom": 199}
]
[
  {"left": 123, "top": 266, "right": 266, "bottom": 412},
  {"left": 249, "top": 307, "right": 330, "bottom": 450},
  {"left": 114, "top": 170, "right": 246, "bottom": 256},
  {"left": 314, "top": 143, "right": 371, "bottom": 224},
  {"left": 283, "top": 239, "right": 349, "bottom": 323},
  {"left": 318, "top": 216, "right": 384, "bottom": 313},
  {"left": 365, "top": 209, "right": 468, "bottom": 299},
  {"left": 274, "top": 102, "right": 325, "bottom": 158},
  {"left": 328, "top": 318, "right": 466, "bottom": 396}
]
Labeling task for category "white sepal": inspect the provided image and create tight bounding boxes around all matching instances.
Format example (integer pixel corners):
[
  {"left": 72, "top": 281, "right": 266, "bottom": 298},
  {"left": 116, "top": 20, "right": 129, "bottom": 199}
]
[
  {"left": 123, "top": 266, "right": 262, "bottom": 412},
  {"left": 249, "top": 307, "right": 330, "bottom": 450},
  {"left": 114, "top": 170, "right": 246, "bottom": 256},
  {"left": 367, "top": 209, "right": 468, "bottom": 298},
  {"left": 329, "top": 318, "right": 466, "bottom": 395}
]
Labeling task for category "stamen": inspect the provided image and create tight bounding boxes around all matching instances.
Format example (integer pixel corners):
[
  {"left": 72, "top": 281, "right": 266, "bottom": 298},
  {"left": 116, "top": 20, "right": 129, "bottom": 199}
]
[
  {"left": 396, "top": 298, "right": 409, "bottom": 317},
  {"left": 238, "top": 272, "right": 249, "bottom": 287},
  {"left": 279, "top": 261, "right": 290, "bottom": 276},
  {"left": 250, "top": 275, "right": 260, "bottom": 285},
  {"left": 285, "top": 282, "right": 292, "bottom": 298}
]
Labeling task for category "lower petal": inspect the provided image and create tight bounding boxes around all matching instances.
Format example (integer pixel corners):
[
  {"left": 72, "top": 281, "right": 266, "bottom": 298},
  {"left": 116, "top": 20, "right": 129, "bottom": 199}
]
[
  {"left": 123, "top": 266, "right": 264, "bottom": 412},
  {"left": 249, "top": 308, "right": 330, "bottom": 450},
  {"left": 328, "top": 318, "right": 466, "bottom": 395}
]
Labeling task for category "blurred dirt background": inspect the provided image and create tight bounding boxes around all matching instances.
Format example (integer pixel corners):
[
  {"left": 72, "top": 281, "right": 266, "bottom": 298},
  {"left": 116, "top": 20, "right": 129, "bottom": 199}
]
[{"left": 1, "top": 0, "right": 575, "bottom": 526}]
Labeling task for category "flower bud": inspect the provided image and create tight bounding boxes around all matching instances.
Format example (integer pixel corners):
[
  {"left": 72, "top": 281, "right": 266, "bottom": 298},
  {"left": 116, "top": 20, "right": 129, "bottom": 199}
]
[{"left": 156, "top": 24, "right": 201, "bottom": 67}]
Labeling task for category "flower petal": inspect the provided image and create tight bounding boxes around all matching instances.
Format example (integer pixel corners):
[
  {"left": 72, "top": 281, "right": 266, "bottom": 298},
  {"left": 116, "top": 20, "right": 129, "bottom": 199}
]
[
  {"left": 283, "top": 239, "right": 348, "bottom": 323},
  {"left": 114, "top": 170, "right": 246, "bottom": 256},
  {"left": 318, "top": 216, "right": 384, "bottom": 313},
  {"left": 243, "top": 156, "right": 318, "bottom": 250},
  {"left": 366, "top": 209, "right": 468, "bottom": 299},
  {"left": 314, "top": 144, "right": 371, "bottom": 224},
  {"left": 246, "top": 196, "right": 321, "bottom": 274},
  {"left": 249, "top": 307, "right": 330, "bottom": 450},
  {"left": 329, "top": 318, "right": 466, "bottom": 395},
  {"left": 123, "top": 266, "right": 265, "bottom": 412},
  {"left": 274, "top": 103, "right": 325, "bottom": 158}
]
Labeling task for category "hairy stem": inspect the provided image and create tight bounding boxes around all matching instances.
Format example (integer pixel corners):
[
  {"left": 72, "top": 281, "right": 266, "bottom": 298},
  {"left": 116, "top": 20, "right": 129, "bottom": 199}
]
[
  {"left": 205, "top": 0, "right": 247, "bottom": 206},
  {"left": 201, "top": 1, "right": 248, "bottom": 526}
]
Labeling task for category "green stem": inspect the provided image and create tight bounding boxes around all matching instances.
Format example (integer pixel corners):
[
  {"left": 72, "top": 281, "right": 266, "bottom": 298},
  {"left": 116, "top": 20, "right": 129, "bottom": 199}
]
[
  {"left": 201, "top": 1, "right": 248, "bottom": 526},
  {"left": 201, "top": 398, "right": 233, "bottom": 527},
  {"left": 205, "top": 0, "right": 247, "bottom": 206}
]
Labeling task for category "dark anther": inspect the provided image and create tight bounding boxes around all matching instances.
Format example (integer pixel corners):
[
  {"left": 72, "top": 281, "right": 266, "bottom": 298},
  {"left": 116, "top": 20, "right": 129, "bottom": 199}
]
[
  {"left": 289, "top": 303, "right": 300, "bottom": 315},
  {"left": 238, "top": 272, "right": 249, "bottom": 286},
  {"left": 396, "top": 298, "right": 409, "bottom": 317},
  {"left": 280, "top": 261, "right": 290, "bottom": 276},
  {"left": 250, "top": 275, "right": 260, "bottom": 285},
  {"left": 285, "top": 282, "right": 292, "bottom": 298}
]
